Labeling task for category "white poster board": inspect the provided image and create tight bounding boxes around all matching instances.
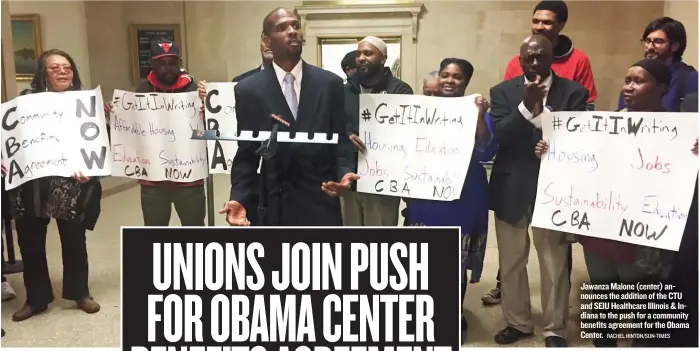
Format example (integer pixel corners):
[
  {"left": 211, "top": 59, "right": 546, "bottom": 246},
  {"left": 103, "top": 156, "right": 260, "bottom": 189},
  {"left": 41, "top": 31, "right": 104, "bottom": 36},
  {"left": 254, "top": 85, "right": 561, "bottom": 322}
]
[
  {"left": 0, "top": 87, "right": 112, "bottom": 190},
  {"left": 109, "top": 90, "right": 208, "bottom": 182},
  {"left": 531, "top": 111, "right": 699, "bottom": 251},
  {"left": 356, "top": 94, "right": 479, "bottom": 201},
  {"left": 204, "top": 82, "right": 237, "bottom": 174}
]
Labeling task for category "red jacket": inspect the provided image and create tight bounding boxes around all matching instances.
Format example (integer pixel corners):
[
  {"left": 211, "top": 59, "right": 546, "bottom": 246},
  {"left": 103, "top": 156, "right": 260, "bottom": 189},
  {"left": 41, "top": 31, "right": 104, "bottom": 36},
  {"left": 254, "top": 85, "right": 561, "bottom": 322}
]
[{"left": 503, "top": 35, "right": 597, "bottom": 104}]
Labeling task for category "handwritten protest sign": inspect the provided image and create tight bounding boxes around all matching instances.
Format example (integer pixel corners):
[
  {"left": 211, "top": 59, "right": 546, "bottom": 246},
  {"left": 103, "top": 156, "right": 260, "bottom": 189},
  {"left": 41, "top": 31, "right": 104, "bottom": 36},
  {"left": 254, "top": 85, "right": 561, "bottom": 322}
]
[
  {"left": 109, "top": 90, "right": 208, "bottom": 182},
  {"left": 356, "top": 94, "right": 479, "bottom": 201},
  {"left": 203, "top": 82, "right": 237, "bottom": 174},
  {"left": 1, "top": 87, "right": 111, "bottom": 190},
  {"left": 531, "top": 111, "right": 699, "bottom": 251}
]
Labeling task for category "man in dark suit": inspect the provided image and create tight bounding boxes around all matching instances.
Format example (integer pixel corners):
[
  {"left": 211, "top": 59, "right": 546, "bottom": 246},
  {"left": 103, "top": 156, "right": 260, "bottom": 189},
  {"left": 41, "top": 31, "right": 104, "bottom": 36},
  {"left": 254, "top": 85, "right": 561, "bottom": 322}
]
[
  {"left": 233, "top": 31, "right": 274, "bottom": 83},
  {"left": 488, "top": 35, "right": 588, "bottom": 347},
  {"left": 219, "top": 7, "right": 357, "bottom": 226}
]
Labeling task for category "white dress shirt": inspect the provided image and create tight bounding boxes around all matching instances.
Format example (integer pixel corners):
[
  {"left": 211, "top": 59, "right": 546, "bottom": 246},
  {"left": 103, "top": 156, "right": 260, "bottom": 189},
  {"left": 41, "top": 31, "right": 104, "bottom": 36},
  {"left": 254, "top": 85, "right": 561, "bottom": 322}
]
[
  {"left": 272, "top": 60, "right": 303, "bottom": 102},
  {"left": 518, "top": 72, "right": 553, "bottom": 129}
]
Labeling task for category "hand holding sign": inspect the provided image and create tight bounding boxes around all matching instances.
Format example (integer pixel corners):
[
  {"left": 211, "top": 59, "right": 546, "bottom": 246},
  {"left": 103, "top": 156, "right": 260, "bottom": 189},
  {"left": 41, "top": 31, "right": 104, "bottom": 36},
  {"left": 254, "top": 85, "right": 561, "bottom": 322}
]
[
  {"left": 349, "top": 134, "right": 367, "bottom": 154},
  {"left": 532, "top": 111, "right": 699, "bottom": 251},
  {"left": 321, "top": 172, "right": 360, "bottom": 197},
  {"left": 1, "top": 87, "right": 111, "bottom": 190},
  {"left": 109, "top": 90, "right": 207, "bottom": 182},
  {"left": 535, "top": 139, "right": 549, "bottom": 159},
  {"left": 474, "top": 96, "right": 489, "bottom": 138},
  {"left": 357, "top": 94, "right": 479, "bottom": 201},
  {"left": 72, "top": 172, "right": 90, "bottom": 183},
  {"left": 475, "top": 95, "right": 489, "bottom": 113},
  {"left": 197, "top": 80, "right": 207, "bottom": 101}
]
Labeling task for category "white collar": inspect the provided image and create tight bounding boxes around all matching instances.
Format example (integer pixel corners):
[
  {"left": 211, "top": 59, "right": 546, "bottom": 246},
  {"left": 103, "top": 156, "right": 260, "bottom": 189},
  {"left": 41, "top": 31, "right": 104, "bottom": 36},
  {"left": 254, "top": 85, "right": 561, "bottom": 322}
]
[
  {"left": 272, "top": 59, "right": 303, "bottom": 85},
  {"left": 524, "top": 71, "right": 553, "bottom": 89}
]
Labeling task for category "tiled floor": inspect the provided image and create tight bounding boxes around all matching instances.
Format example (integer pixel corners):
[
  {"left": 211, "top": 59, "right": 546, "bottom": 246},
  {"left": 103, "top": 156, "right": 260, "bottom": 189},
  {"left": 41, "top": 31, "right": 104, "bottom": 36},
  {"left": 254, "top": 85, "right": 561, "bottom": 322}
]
[{"left": 0, "top": 174, "right": 596, "bottom": 348}]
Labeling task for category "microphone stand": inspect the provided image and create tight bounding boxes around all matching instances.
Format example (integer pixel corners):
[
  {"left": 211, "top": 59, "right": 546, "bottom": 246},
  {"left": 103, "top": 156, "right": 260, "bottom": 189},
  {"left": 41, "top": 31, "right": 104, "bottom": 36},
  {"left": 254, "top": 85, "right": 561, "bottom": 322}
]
[{"left": 255, "top": 115, "right": 286, "bottom": 225}]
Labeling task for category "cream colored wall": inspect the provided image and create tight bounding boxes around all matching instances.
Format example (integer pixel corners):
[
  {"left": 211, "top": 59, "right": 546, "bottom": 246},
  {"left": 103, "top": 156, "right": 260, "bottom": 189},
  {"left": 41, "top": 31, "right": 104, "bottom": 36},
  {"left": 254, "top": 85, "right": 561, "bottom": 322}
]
[
  {"left": 8, "top": 1, "right": 694, "bottom": 109},
  {"left": 84, "top": 1, "right": 188, "bottom": 101},
  {"left": 8, "top": 0, "right": 92, "bottom": 92},
  {"left": 664, "top": 0, "right": 698, "bottom": 68},
  {"left": 85, "top": 0, "right": 301, "bottom": 102},
  {"left": 416, "top": 0, "right": 668, "bottom": 110}
]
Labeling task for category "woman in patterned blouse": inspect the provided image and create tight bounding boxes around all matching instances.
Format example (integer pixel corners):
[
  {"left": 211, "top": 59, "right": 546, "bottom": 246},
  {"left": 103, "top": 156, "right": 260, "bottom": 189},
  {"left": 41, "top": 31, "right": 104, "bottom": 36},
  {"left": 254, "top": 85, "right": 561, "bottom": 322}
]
[{"left": 3, "top": 49, "right": 103, "bottom": 322}]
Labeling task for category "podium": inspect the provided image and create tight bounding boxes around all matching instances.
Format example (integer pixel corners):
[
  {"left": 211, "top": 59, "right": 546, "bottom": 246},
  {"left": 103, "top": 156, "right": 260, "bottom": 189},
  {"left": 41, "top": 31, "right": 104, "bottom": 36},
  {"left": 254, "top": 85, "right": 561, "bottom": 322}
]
[{"left": 192, "top": 128, "right": 340, "bottom": 225}]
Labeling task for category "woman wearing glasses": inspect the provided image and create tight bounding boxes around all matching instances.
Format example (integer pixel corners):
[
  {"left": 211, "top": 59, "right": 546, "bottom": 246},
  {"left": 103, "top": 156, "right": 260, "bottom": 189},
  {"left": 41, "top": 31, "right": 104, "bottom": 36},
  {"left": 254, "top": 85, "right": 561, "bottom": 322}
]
[{"left": 3, "top": 49, "right": 103, "bottom": 321}]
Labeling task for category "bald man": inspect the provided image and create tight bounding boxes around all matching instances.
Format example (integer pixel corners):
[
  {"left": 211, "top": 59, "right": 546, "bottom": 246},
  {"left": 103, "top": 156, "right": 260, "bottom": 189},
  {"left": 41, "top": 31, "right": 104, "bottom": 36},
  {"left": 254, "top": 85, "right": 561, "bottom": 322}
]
[
  {"left": 422, "top": 70, "right": 439, "bottom": 95},
  {"left": 488, "top": 35, "right": 588, "bottom": 347}
]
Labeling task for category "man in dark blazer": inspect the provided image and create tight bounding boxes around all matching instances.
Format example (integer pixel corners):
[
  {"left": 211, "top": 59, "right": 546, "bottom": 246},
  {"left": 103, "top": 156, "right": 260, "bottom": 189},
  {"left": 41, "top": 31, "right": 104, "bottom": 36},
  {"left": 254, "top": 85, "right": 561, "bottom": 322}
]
[
  {"left": 488, "top": 35, "right": 588, "bottom": 347},
  {"left": 219, "top": 7, "right": 357, "bottom": 226},
  {"left": 232, "top": 31, "right": 274, "bottom": 83}
]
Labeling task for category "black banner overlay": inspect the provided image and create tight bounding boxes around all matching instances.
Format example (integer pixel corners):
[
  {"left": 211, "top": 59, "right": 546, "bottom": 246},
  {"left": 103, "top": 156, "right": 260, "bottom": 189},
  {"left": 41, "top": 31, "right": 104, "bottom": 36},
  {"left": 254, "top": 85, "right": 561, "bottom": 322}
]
[{"left": 121, "top": 227, "right": 461, "bottom": 351}]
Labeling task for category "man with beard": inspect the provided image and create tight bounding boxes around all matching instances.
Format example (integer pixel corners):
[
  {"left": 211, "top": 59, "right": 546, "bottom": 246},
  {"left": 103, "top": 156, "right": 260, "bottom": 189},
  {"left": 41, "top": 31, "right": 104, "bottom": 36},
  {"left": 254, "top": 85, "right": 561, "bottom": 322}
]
[
  {"left": 342, "top": 36, "right": 413, "bottom": 227},
  {"left": 617, "top": 17, "right": 698, "bottom": 112},
  {"left": 489, "top": 35, "right": 588, "bottom": 347},
  {"left": 220, "top": 7, "right": 357, "bottom": 226},
  {"left": 135, "top": 39, "right": 205, "bottom": 226}
]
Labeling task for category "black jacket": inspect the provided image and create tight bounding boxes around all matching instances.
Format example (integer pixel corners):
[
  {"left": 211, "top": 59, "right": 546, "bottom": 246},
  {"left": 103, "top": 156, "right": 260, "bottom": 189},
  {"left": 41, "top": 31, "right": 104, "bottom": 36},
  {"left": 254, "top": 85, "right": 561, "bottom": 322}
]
[
  {"left": 488, "top": 74, "right": 589, "bottom": 225},
  {"left": 232, "top": 66, "right": 263, "bottom": 83},
  {"left": 344, "top": 68, "right": 413, "bottom": 192},
  {"left": 230, "top": 61, "right": 354, "bottom": 226}
]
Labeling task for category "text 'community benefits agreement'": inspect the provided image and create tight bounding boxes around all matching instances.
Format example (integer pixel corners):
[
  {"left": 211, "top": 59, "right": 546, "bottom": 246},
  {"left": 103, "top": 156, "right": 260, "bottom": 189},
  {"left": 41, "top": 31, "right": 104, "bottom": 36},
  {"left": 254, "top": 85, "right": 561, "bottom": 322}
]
[{"left": 121, "top": 227, "right": 461, "bottom": 351}]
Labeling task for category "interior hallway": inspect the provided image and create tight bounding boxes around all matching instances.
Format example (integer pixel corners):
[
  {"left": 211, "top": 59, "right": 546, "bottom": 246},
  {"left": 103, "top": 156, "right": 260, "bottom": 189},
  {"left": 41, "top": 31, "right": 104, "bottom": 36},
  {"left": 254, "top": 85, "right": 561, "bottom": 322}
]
[{"left": 1, "top": 174, "right": 599, "bottom": 348}]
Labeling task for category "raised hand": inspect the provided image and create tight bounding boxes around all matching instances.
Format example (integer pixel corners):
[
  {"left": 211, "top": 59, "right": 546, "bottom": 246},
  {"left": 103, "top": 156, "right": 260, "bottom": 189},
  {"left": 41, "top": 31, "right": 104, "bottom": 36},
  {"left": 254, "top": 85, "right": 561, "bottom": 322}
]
[{"left": 523, "top": 75, "right": 546, "bottom": 114}]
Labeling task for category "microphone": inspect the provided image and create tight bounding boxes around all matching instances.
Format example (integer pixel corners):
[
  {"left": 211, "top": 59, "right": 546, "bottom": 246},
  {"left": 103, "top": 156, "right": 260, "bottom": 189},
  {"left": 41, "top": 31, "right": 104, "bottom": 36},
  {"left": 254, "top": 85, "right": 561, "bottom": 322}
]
[{"left": 256, "top": 114, "right": 290, "bottom": 160}]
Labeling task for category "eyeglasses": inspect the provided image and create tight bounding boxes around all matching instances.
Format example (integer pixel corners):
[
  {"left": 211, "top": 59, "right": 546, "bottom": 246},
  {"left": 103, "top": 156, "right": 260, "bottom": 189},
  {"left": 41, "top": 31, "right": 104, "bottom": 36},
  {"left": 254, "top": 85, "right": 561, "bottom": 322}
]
[
  {"left": 640, "top": 38, "right": 668, "bottom": 47},
  {"left": 48, "top": 65, "right": 72, "bottom": 73}
]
